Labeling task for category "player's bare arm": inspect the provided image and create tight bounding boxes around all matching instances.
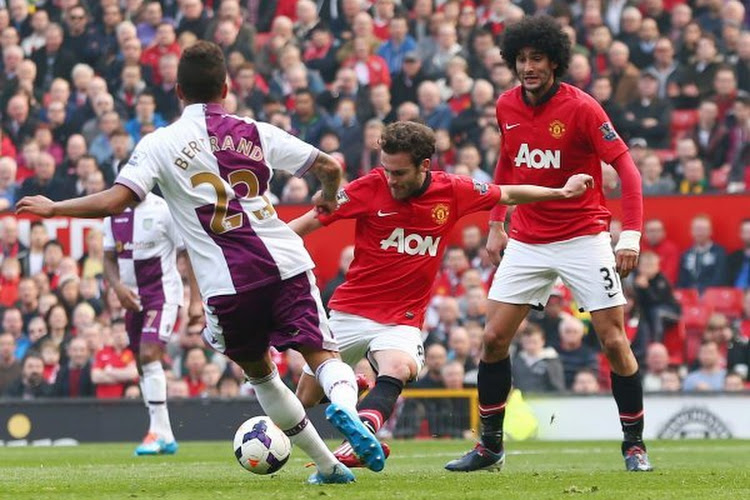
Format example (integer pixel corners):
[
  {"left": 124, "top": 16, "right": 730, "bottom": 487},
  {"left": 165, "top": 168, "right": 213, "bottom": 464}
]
[
  {"left": 103, "top": 249, "right": 142, "bottom": 312},
  {"left": 485, "top": 222, "right": 509, "bottom": 266},
  {"left": 15, "top": 184, "right": 139, "bottom": 218},
  {"left": 308, "top": 151, "right": 342, "bottom": 215},
  {"left": 288, "top": 209, "right": 323, "bottom": 237},
  {"left": 610, "top": 153, "right": 644, "bottom": 278},
  {"left": 499, "top": 173, "right": 594, "bottom": 205}
]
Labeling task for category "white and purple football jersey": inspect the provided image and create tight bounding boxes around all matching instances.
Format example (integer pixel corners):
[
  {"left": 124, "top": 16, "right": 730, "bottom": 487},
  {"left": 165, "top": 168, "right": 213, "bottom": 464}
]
[
  {"left": 102, "top": 193, "right": 184, "bottom": 308},
  {"left": 115, "top": 103, "right": 317, "bottom": 300}
]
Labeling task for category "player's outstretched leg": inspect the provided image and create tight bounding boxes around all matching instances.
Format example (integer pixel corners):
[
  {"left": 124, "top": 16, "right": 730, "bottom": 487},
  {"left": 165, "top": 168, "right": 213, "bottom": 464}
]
[
  {"left": 247, "top": 364, "right": 355, "bottom": 484},
  {"left": 315, "top": 358, "right": 385, "bottom": 472},
  {"left": 612, "top": 371, "right": 653, "bottom": 472},
  {"left": 333, "top": 374, "right": 402, "bottom": 467},
  {"left": 445, "top": 358, "right": 510, "bottom": 472}
]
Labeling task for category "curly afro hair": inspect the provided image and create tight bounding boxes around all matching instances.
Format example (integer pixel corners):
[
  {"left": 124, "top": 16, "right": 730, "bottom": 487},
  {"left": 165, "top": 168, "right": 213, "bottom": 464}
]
[{"left": 501, "top": 15, "right": 571, "bottom": 80}]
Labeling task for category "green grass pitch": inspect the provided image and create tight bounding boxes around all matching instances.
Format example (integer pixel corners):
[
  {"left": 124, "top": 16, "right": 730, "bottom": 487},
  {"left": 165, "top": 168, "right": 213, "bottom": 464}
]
[{"left": 2, "top": 440, "right": 749, "bottom": 500}]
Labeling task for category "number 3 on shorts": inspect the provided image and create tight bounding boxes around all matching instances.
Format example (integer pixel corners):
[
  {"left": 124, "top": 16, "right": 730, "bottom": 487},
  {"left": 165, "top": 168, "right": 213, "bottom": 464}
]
[{"left": 599, "top": 266, "right": 621, "bottom": 293}]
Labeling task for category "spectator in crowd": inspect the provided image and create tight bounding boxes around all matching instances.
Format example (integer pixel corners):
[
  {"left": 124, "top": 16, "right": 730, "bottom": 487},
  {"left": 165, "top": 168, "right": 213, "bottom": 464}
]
[
  {"left": 3, "top": 352, "right": 54, "bottom": 399},
  {"left": 31, "top": 23, "right": 75, "bottom": 93},
  {"left": 182, "top": 346, "right": 207, "bottom": 397},
  {"left": 390, "top": 50, "right": 427, "bottom": 109},
  {"left": 450, "top": 78, "right": 495, "bottom": 147},
  {"left": 18, "top": 152, "right": 67, "bottom": 201},
  {"left": 678, "top": 214, "right": 728, "bottom": 292},
  {"left": 21, "top": 8, "right": 49, "bottom": 57},
  {"left": 425, "top": 296, "right": 462, "bottom": 348},
  {"left": 366, "top": 83, "right": 397, "bottom": 124},
  {"left": 447, "top": 326, "right": 477, "bottom": 376},
  {"left": 634, "top": 251, "right": 680, "bottom": 346},
  {"left": 607, "top": 41, "right": 640, "bottom": 108},
  {"left": 639, "top": 153, "right": 675, "bottom": 196},
  {"left": 0, "top": 332, "right": 21, "bottom": 394},
  {"left": 557, "top": 315, "right": 599, "bottom": 390},
  {"left": 3, "top": 92, "right": 38, "bottom": 146},
  {"left": 200, "top": 362, "right": 222, "bottom": 398},
  {"left": 92, "top": 319, "right": 138, "bottom": 398},
  {"left": 660, "top": 368, "right": 682, "bottom": 392},
  {"left": 423, "top": 22, "right": 466, "bottom": 79},
  {"left": 683, "top": 340, "right": 726, "bottom": 391},
  {"left": 645, "top": 37, "right": 683, "bottom": 101},
  {"left": 430, "top": 360, "right": 471, "bottom": 438},
  {"left": 511, "top": 323, "right": 565, "bottom": 393},
  {"left": 679, "top": 33, "right": 723, "bottom": 104},
  {"left": 125, "top": 90, "right": 167, "bottom": 143},
  {"left": 726, "top": 93, "right": 750, "bottom": 193},
  {"left": 342, "top": 35, "right": 391, "bottom": 88},
  {"left": 724, "top": 372, "right": 746, "bottom": 391},
  {"left": 434, "top": 246, "right": 470, "bottom": 298},
  {"left": 642, "top": 342, "right": 671, "bottom": 392},
  {"left": 176, "top": 0, "right": 210, "bottom": 40},
  {"left": 39, "top": 338, "right": 60, "bottom": 384},
  {"left": 0, "top": 156, "right": 18, "bottom": 211},
  {"left": 414, "top": 343, "right": 447, "bottom": 389},
  {"left": 16, "top": 277, "right": 39, "bottom": 328},
  {"left": 689, "top": 100, "right": 730, "bottom": 181},
  {"left": 727, "top": 219, "right": 750, "bottom": 289},
  {"left": 3, "top": 306, "right": 28, "bottom": 359},
  {"left": 0, "top": 255, "right": 21, "bottom": 306},
  {"left": 22, "top": 221, "right": 48, "bottom": 277},
  {"left": 377, "top": 15, "right": 417, "bottom": 75},
  {"left": 623, "top": 70, "right": 672, "bottom": 149},
  {"left": 702, "top": 313, "right": 749, "bottom": 381},
  {"left": 630, "top": 17, "right": 659, "bottom": 69},
  {"left": 571, "top": 368, "right": 601, "bottom": 394},
  {"left": 206, "top": 0, "right": 255, "bottom": 59},
  {"left": 664, "top": 137, "right": 698, "bottom": 184}
]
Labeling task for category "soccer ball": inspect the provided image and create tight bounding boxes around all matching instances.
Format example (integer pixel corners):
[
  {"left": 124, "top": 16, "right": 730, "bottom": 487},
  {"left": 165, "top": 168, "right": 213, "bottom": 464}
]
[{"left": 233, "top": 416, "right": 292, "bottom": 475}]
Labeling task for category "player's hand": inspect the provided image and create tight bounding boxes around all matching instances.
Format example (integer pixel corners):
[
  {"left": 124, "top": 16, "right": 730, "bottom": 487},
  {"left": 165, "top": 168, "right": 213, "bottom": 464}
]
[
  {"left": 486, "top": 222, "right": 508, "bottom": 266},
  {"left": 562, "top": 174, "right": 594, "bottom": 198},
  {"left": 15, "top": 196, "right": 55, "bottom": 216},
  {"left": 616, "top": 249, "right": 639, "bottom": 278},
  {"left": 311, "top": 191, "right": 337, "bottom": 216},
  {"left": 114, "top": 284, "right": 142, "bottom": 312}
]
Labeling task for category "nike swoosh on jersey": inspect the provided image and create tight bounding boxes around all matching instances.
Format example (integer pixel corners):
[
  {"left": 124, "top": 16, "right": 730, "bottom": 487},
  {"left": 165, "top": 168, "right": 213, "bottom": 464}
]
[
  {"left": 377, "top": 210, "right": 398, "bottom": 217},
  {"left": 505, "top": 123, "right": 520, "bottom": 130}
]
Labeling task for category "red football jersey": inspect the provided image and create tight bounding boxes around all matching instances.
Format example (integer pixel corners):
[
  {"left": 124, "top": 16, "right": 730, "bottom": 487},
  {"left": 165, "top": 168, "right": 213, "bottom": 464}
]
[
  {"left": 318, "top": 169, "right": 502, "bottom": 328},
  {"left": 493, "top": 82, "right": 629, "bottom": 243}
]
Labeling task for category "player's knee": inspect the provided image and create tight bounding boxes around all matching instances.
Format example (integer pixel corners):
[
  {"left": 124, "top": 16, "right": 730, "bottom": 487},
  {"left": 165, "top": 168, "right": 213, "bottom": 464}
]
[
  {"left": 379, "top": 362, "right": 415, "bottom": 383},
  {"left": 600, "top": 333, "right": 629, "bottom": 355},
  {"left": 482, "top": 328, "right": 513, "bottom": 355},
  {"left": 138, "top": 343, "right": 162, "bottom": 364}
]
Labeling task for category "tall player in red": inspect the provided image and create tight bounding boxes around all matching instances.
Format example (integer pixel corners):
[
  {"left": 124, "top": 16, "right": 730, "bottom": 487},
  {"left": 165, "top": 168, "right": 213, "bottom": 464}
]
[
  {"left": 445, "top": 16, "right": 653, "bottom": 473},
  {"left": 290, "top": 121, "right": 593, "bottom": 467}
]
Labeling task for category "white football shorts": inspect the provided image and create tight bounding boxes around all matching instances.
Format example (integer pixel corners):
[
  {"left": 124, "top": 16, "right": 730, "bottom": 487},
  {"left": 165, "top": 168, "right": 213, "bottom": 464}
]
[
  {"left": 488, "top": 232, "right": 627, "bottom": 312},
  {"left": 303, "top": 310, "right": 424, "bottom": 378}
]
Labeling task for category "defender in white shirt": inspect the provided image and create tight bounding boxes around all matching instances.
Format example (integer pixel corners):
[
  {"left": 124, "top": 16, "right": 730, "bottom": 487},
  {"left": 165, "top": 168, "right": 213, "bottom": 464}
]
[
  {"left": 17, "top": 41, "right": 384, "bottom": 483},
  {"left": 103, "top": 192, "right": 184, "bottom": 456}
]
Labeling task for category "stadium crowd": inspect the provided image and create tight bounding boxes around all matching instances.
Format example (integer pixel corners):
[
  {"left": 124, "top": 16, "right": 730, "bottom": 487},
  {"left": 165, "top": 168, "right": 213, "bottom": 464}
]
[{"left": 0, "top": 0, "right": 749, "bottom": 428}]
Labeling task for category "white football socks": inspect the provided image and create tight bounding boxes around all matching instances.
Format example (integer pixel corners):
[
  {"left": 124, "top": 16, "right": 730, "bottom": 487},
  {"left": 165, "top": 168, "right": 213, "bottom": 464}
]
[
  {"left": 249, "top": 368, "right": 338, "bottom": 474},
  {"left": 315, "top": 358, "right": 359, "bottom": 412},
  {"left": 141, "top": 361, "right": 175, "bottom": 442}
]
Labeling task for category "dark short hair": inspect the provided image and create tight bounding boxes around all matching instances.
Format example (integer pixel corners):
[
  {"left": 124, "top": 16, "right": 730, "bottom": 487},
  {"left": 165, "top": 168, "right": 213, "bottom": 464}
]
[
  {"left": 177, "top": 41, "right": 227, "bottom": 103},
  {"left": 379, "top": 121, "right": 436, "bottom": 168},
  {"left": 501, "top": 15, "right": 571, "bottom": 79}
]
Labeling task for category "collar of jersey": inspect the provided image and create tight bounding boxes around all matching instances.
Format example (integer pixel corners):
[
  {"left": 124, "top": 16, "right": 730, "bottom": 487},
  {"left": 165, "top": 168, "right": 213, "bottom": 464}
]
[
  {"left": 183, "top": 102, "right": 225, "bottom": 116},
  {"left": 409, "top": 170, "right": 432, "bottom": 199},
  {"left": 521, "top": 80, "right": 560, "bottom": 107}
]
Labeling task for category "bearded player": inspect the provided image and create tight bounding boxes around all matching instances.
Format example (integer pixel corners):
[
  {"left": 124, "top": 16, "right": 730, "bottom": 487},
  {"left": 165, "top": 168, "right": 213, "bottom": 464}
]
[
  {"left": 290, "top": 120, "right": 593, "bottom": 467},
  {"left": 446, "top": 16, "right": 652, "bottom": 473}
]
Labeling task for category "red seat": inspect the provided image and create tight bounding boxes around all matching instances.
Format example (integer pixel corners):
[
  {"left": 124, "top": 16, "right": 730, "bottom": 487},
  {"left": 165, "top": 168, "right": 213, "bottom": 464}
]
[
  {"left": 701, "top": 287, "right": 744, "bottom": 319},
  {"left": 673, "top": 288, "right": 700, "bottom": 308},
  {"left": 739, "top": 320, "right": 750, "bottom": 339},
  {"left": 670, "top": 109, "right": 699, "bottom": 148},
  {"left": 681, "top": 304, "right": 712, "bottom": 332},
  {"left": 663, "top": 322, "right": 686, "bottom": 365},
  {"left": 597, "top": 353, "right": 611, "bottom": 391}
]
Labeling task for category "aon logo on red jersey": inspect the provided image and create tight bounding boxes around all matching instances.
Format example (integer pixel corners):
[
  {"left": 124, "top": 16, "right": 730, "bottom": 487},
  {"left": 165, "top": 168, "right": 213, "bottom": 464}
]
[
  {"left": 514, "top": 143, "right": 561, "bottom": 169},
  {"left": 380, "top": 228, "right": 441, "bottom": 256}
]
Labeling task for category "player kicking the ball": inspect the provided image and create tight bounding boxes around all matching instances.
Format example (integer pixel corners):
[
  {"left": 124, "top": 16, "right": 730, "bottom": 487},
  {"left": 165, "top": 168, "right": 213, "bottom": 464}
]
[
  {"left": 445, "top": 16, "right": 653, "bottom": 473},
  {"left": 17, "top": 41, "right": 383, "bottom": 484},
  {"left": 290, "top": 120, "right": 593, "bottom": 467}
]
